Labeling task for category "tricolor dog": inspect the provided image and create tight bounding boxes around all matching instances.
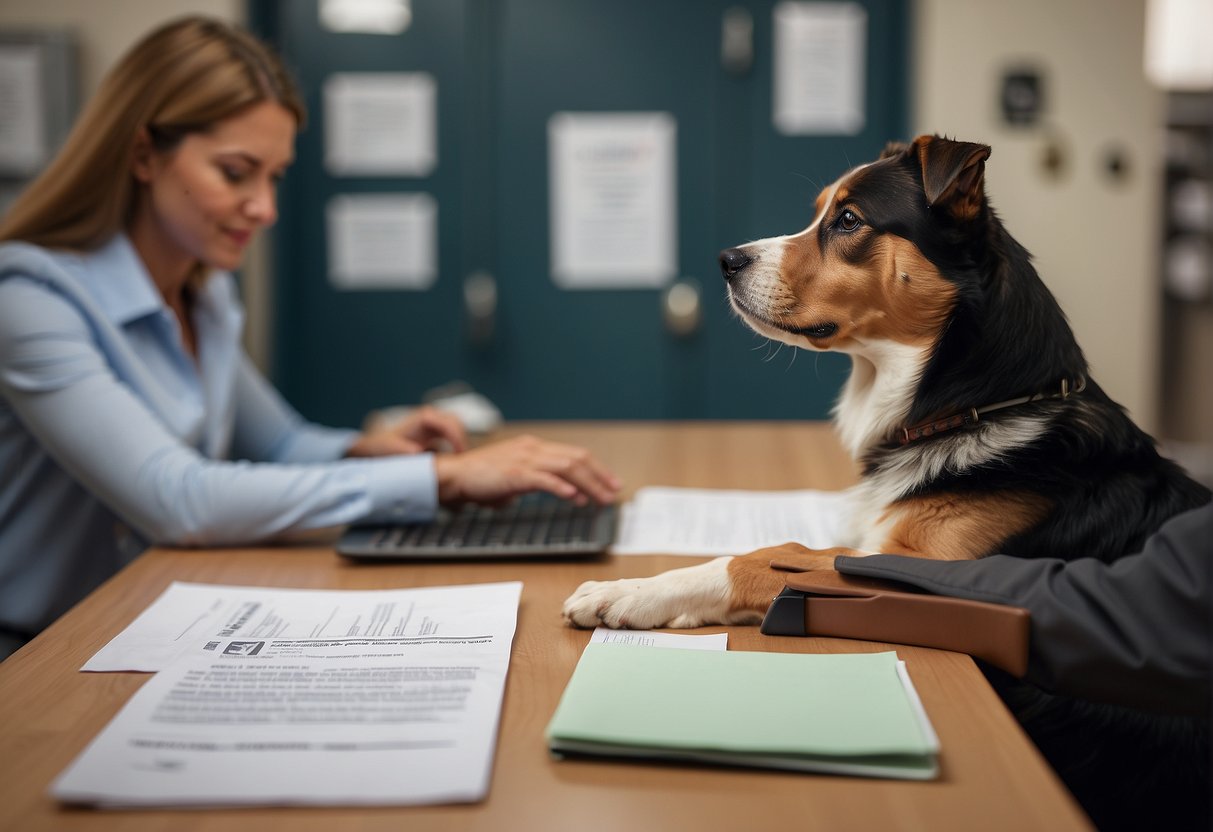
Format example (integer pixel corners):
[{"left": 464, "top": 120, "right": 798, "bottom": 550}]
[{"left": 563, "top": 135, "right": 1210, "bottom": 829}]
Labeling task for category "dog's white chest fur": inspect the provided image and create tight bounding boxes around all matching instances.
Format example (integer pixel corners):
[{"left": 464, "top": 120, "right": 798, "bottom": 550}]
[{"left": 833, "top": 341, "right": 925, "bottom": 458}]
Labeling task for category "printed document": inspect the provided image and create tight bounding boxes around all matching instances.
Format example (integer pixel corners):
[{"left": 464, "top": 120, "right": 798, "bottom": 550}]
[
  {"left": 54, "top": 582, "right": 521, "bottom": 807},
  {"left": 589, "top": 627, "right": 727, "bottom": 651},
  {"left": 611, "top": 486, "right": 851, "bottom": 556},
  {"left": 84, "top": 581, "right": 518, "bottom": 672}
]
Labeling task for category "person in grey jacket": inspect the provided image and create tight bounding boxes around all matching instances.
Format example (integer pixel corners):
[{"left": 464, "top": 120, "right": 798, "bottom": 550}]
[
  {"left": 823, "top": 501, "right": 1210, "bottom": 831},
  {"left": 831, "top": 501, "right": 1211, "bottom": 717}
]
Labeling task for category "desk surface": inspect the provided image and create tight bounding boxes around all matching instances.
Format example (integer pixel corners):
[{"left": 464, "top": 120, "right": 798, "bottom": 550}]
[{"left": 0, "top": 422, "right": 1092, "bottom": 831}]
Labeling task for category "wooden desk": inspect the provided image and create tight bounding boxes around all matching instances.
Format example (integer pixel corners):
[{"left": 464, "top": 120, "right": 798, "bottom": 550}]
[{"left": 0, "top": 423, "right": 1093, "bottom": 831}]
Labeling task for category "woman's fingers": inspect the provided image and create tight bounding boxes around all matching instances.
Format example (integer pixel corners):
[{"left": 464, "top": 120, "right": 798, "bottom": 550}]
[
  {"left": 433, "top": 435, "right": 621, "bottom": 506},
  {"left": 408, "top": 407, "right": 468, "bottom": 452},
  {"left": 535, "top": 447, "right": 619, "bottom": 504}
]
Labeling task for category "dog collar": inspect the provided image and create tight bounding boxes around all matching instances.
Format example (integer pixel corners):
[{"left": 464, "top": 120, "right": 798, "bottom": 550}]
[{"left": 898, "top": 376, "right": 1087, "bottom": 445}]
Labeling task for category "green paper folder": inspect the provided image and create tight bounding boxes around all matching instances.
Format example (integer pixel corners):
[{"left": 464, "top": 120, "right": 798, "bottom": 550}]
[{"left": 545, "top": 645, "right": 939, "bottom": 780}]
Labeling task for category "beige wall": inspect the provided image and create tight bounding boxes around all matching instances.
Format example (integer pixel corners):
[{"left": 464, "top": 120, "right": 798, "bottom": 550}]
[
  {"left": 913, "top": 0, "right": 1163, "bottom": 431},
  {"left": 0, "top": 0, "right": 244, "bottom": 97}
]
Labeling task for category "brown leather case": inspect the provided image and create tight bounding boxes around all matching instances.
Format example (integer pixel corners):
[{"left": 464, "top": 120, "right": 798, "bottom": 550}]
[{"left": 760, "top": 569, "right": 1030, "bottom": 677}]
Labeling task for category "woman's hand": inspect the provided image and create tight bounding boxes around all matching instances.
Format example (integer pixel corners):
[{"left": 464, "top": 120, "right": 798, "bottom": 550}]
[
  {"left": 345, "top": 406, "right": 468, "bottom": 458},
  {"left": 432, "top": 434, "right": 621, "bottom": 507}
]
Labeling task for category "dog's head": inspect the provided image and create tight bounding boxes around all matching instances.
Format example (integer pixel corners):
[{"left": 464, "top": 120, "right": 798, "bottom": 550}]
[
  {"left": 723, "top": 134, "right": 1091, "bottom": 453},
  {"left": 721, "top": 134, "right": 992, "bottom": 358}
]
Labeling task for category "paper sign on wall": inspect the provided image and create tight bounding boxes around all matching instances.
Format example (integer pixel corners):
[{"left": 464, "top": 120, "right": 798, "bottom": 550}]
[
  {"left": 0, "top": 46, "right": 46, "bottom": 175},
  {"left": 773, "top": 2, "right": 867, "bottom": 135},
  {"left": 324, "top": 72, "right": 436, "bottom": 176},
  {"left": 549, "top": 112, "right": 677, "bottom": 289},
  {"left": 326, "top": 193, "right": 437, "bottom": 290},
  {"left": 320, "top": 0, "right": 413, "bottom": 34}
]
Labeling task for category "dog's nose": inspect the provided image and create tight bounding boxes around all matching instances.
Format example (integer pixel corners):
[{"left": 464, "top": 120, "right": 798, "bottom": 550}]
[{"left": 718, "top": 248, "right": 752, "bottom": 281}]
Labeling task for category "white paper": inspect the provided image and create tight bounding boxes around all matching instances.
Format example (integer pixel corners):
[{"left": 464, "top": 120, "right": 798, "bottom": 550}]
[
  {"left": 549, "top": 112, "right": 677, "bottom": 289},
  {"left": 897, "top": 660, "right": 941, "bottom": 752},
  {"left": 324, "top": 72, "right": 436, "bottom": 175},
  {"left": 0, "top": 46, "right": 47, "bottom": 175},
  {"left": 320, "top": 0, "right": 413, "bottom": 34},
  {"left": 53, "top": 651, "right": 513, "bottom": 808},
  {"left": 84, "top": 581, "right": 519, "bottom": 672},
  {"left": 327, "top": 192, "right": 437, "bottom": 289},
  {"left": 589, "top": 627, "right": 727, "bottom": 651},
  {"left": 55, "top": 582, "right": 521, "bottom": 807},
  {"left": 773, "top": 2, "right": 867, "bottom": 135},
  {"left": 611, "top": 486, "right": 851, "bottom": 556}
]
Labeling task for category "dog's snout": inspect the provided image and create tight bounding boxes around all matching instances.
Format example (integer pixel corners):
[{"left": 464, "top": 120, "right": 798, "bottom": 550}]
[{"left": 718, "top": 248, "right": 752, "bottom": 281}]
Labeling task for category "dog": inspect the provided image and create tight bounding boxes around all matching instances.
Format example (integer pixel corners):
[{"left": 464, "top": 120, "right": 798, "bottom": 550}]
[{"left": 563, "top": 135, "right": 1211, "bottom": 830}]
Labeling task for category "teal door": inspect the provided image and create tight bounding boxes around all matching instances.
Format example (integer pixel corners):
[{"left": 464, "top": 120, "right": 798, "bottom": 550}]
[
  {"left": 256, "top": 0, "right": 484, "bottom": 427},
  {"left": 252, "top": 0, "right": 908, "bottom": 425}
]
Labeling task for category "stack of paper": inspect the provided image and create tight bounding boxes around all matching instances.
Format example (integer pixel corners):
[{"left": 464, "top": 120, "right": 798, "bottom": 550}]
[
  {"left": 546, "top": 645, "right": 939, "bottom": 780},
  {"left": 53, "top": 581, "right": 522, "bottom": 808}
]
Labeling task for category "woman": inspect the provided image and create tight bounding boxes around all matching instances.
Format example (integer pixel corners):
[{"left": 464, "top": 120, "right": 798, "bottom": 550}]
[{"left": 0, "top": 17, "right": 620, "bottom": 660}]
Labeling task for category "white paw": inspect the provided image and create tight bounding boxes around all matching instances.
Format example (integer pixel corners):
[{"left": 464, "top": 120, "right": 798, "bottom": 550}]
[{"left": 561, "top": 558, "right": 738, "bottom": 630}]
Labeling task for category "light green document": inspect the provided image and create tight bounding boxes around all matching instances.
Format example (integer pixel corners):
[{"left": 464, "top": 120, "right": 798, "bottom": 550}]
[{"left": 545, "top": 645, "right": 939, "bottom": 780}]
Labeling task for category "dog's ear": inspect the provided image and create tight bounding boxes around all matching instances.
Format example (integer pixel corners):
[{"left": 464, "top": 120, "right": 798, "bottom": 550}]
[
  {"left": 912, "top": 135, "right": 992, "bottom": 220},
  {"left": 880, "top": 140, "right": 911, "bottom": 160}
]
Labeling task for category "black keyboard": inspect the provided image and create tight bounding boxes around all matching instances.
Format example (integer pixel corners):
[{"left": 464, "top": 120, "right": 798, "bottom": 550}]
[{"left": 337, "top": 493, "right": 618, "bottom": 560}]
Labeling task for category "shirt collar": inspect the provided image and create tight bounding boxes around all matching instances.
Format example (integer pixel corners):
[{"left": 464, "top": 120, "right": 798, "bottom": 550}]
[
  {"left": 83, "top": 234, "right": 172, "bottom": 326},
  {"left": 81, "top": 233, "right": 243, "bottom": 350}
]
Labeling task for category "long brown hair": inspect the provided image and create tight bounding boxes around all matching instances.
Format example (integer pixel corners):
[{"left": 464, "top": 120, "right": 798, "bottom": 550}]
[{"left": 0, "top": 16, "right": 304, "bottom": 250}]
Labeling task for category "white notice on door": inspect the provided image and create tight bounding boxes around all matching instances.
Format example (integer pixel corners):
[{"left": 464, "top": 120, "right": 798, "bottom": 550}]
[
  {"left": 326, "top": 193, "right": 437, "bottom": 290},
  {"left": 773, "top": 2, "right": 867, "bottom": 135},
  {"left": 324, "top": 72, "right": 436, "bottom": 176},
  {"left": 549, "top": 112, "right": 677, "bottom": 289}
]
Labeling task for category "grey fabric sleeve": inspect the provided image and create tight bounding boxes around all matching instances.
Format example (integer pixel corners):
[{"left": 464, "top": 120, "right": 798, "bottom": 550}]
[{"left": 834, "top": 502, "right": 1212, "bottom": 716}]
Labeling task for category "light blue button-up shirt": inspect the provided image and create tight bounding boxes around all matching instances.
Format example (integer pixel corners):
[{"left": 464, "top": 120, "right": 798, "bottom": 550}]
[{"left": 0, "top": 236, "right": 437, "bottom": 652}]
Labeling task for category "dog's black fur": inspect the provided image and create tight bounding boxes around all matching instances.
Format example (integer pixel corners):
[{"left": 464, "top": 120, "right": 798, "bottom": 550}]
[
  {"left": 861, "top": 141, "right": 1210, "bottom": 562},
  {"left": 865, "top": 138, "right": 1211, "bottom": 831}
]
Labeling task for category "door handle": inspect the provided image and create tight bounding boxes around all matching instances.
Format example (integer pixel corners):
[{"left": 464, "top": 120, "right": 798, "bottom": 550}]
[
  {"left": 464, "top": 271, "right": 496, "bottom": 344},
  {"left": 663, "top": 278, "right": 702, "bottom": 337}
]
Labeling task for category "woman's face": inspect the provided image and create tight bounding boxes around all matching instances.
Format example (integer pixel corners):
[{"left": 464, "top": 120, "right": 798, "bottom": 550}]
[{"left": 132, "top": 101, "right": 296, "bottom": 274}]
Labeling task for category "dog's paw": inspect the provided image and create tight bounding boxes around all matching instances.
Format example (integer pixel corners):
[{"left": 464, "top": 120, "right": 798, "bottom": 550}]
[
  {"left": 561, "top": 577, "right": 677, "bottom": 629},
  {"left": 561, "top": 557, "right": 749, "bottom": 630}
]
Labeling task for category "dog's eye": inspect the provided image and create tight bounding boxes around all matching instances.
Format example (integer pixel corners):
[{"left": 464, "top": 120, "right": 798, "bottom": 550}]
[{"left": 838, "top": 210, "right": 862, "bottom": 232}]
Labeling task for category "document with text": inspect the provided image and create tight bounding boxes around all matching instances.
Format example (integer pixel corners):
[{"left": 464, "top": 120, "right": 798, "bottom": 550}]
[
  {"left": 611, "top": 486, "right": 852, "bottom": 556},
  {"left": 84, "top": 581, "right": 520, "bottom": 672},
  {"left": 53, "top": 582, "right": 522, "bottom": 807},
  {"left": 589, "top": 627, "right": 727, "bottom": 651}
]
